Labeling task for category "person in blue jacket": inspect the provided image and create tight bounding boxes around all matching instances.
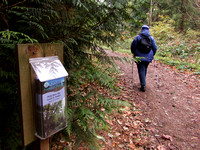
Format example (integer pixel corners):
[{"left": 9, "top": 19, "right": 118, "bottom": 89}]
[{"left": 131, "top": 25, "right": 157, "bottom": 92}]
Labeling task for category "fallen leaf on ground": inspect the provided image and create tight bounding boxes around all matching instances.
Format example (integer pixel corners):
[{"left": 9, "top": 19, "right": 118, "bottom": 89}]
[
  {"left": 108, "top": 133, "right": 113, "bottom": 138},
  {"left": 115, "top": 132, "right": 121, "bottom": 136},
  {"left": 118, "top": 144, "right": 124, "bottom": 148},
  {"left": 123, "top": 126, "right": 129, "bottom": 130},
  {"left": 117, "top": 120, "right": 122, "bottom": 125},
  {"left": 128, "top": 139, "right": 136, "bottom": 149},
  {"left": 157, "top": 145, "right": 166, "bottom": 150},
  {"left": 162, "top": 134, "right": 173, "bottom": 141}
]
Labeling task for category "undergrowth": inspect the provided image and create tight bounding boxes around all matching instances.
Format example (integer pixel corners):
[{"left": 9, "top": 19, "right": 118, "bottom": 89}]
[
  {"left": 51, "top": 60, "right": 131, "bottom": 149},
  {"left": 0, "top": 31, "right": 38, "bottom": 149},
  {"left": 151, "top": 16, "right": 200, "bottom": 74},
  {"left": 0, "top": 29, "right": 132, "bottom": 149},
  {"left": 111, "top": 16, "right": 200, "bottom": 75}
]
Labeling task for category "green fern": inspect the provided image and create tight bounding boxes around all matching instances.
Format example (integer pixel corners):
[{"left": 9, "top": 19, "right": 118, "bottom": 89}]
[
  {"left": 65, "top": 61, "right": 131, "bottom": 149},
  {"left": 0, "top": 30, "right": 37, "bottom": 149},
  {"left": 0, "top": 31, "right": 38, "bottom": 43},
  {"left": 0, "top": 0, "right": 135, "bottom": 149}
]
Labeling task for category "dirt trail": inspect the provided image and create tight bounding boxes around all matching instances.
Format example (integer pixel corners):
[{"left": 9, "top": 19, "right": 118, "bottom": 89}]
[{"left": 106, "top": 50, "right": 200, "bottom": 149}]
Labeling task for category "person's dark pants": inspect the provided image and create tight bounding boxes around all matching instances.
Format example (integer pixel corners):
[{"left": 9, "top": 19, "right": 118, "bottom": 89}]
[{"left": 136, "top": 61, "right": 149, "bottom": 87}]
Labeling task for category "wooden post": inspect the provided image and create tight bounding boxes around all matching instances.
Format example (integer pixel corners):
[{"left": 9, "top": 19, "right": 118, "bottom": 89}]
[
  {"left": 17, "top": 43, "right": 63, "bottom": 149},
  {"left": 40, "top": 139, "right": 49, "bottom": 150}
]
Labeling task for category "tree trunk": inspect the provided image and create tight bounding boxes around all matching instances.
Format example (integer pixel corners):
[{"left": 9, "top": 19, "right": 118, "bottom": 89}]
[
  {"left": 180, "top": 0, "right": 186, "bottom": 32},
  {"left": 149, "top": 0, "right": 153, "bottom": 26}
]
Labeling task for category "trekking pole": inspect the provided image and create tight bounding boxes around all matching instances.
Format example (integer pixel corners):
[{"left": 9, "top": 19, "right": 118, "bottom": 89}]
[
  {"left": 132, "top": 58, "right": 134, "bottom": 89},
  {"left": 154, "top": 59, "right": 159, "bottom": 88}
]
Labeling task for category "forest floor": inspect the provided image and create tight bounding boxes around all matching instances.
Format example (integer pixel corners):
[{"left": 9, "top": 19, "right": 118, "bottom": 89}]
[
  {"left": 52, "top": 50, "right": 200, "bottom": 150},
  {"left": 98, "top": 50, "right": 200, "bottom": 150}
]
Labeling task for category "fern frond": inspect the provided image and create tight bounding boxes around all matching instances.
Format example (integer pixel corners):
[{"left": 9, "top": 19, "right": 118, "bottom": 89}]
[
  {"left": 0, "top": 68, "right": 16, "bottom": 79},
  {"left": 0, "top": 31, "right": 38, "bottom": 43},
  {"left": 28, "top": 21, "right": 44, "bottom": 31}
]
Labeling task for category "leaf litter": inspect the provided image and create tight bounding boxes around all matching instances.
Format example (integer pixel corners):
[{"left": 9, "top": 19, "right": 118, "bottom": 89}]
[
  {"left": 103, "top": 50, "right": 200, "bottom": 150},
  {"left": 51, "top": 50, "right": 200, "bottom": 149}
]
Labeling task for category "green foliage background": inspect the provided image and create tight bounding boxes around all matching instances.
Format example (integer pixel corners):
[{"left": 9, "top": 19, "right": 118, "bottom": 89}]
[
  {"left": 150, "top": 16, "right": 200, "bottom": 73},
  {"left": 112, "top": 15, "right": 200, "bottom": 74}
]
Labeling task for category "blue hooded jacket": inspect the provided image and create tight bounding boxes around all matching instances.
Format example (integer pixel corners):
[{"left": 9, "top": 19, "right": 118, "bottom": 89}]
[{"left": 131, "top": 25, "right": 157, "bottom": 62}]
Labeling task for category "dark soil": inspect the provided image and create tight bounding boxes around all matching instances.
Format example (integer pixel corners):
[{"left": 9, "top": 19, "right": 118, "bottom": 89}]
[{"left": 101, "top": 50, "right": 200, "bottom": 150}]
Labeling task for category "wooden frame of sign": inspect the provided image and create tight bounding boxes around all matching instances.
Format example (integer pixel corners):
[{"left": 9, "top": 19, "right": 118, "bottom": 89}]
[{"left": 17, "top": 43, "right": 64, "bottom": 148}]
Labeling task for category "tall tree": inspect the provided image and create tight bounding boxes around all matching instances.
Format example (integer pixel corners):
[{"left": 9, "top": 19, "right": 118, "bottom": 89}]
[
  {"left": 154, "top": 0, "right": 200, "bottom": 31},
  {"left": 149, "top": 0, "right": 153, "bottom": 26}
]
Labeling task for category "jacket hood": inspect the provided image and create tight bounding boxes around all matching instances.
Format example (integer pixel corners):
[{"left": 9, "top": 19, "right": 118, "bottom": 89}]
[
  {"left": 140, "top": 25, "right": 150, "bottom": 36},
  {"left": 141, "top": 25, "right": 149, "bottom": 29},
  {"left": 140, "top": 29, "right": 150, "bottom": 36}
]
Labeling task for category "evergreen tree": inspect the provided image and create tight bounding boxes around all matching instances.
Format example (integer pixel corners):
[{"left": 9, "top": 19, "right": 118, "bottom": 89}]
[
  {"left": 0, "top": 0, "right": 133, "bottom": 149},
  {"left": 155, "top": 0, "right": 200, "bottom": 31}
]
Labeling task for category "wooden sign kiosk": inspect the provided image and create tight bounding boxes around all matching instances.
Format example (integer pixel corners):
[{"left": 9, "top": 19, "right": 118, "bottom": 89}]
[{"left": 17, "top": 43, "right": 66, "bottom": 149}]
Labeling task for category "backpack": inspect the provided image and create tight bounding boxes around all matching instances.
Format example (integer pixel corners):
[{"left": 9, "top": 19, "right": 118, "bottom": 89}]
[{"left": 138, "top": 34, "right": 152, "bottom": 53}]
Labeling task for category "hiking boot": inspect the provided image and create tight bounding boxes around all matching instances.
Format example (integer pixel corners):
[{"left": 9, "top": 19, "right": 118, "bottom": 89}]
[{"left": 140, "top": 85, "right": 146, "bottom": 92}]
